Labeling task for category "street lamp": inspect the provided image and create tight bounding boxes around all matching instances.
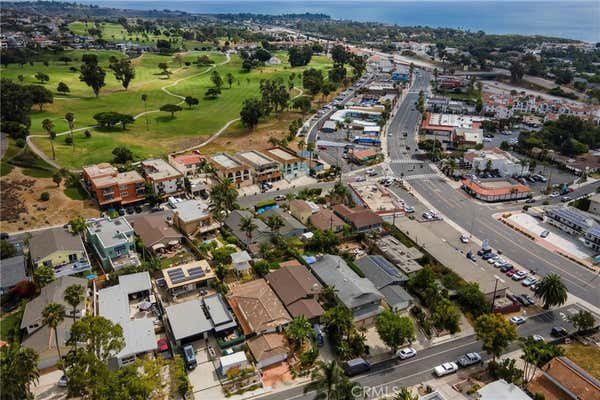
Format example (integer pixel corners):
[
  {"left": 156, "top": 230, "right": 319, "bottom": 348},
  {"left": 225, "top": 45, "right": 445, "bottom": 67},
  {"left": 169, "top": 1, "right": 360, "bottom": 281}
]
[{"left": 490, "top": 275, "right": 505, "bottom": 313}]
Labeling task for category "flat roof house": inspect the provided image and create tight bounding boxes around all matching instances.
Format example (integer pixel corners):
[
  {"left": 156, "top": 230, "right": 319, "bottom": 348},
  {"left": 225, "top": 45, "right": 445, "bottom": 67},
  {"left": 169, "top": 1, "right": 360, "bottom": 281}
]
[
  {"left": 141, "top": 158, "right": 185, "bottom": 198},
  {"left": 266, "top": 262, "right": 324, "bottom": 321},
  {"left": 224, "top": 210, "right": 273, "bottom": 250},
  {"left": 171, "top": 198, "right": 220, "bottom": 237},
  {"left": 86, "top": 217, "right": 141, "bottom": 271},
  {"left": 21, "top": 276, "right": 88, "bottom": 368},
  {"left": 234, "top": 150, "right": 282, "bottom": 184},
  {"left": 97, "top": 272, "right": 156, "bottom": 368},
  {"left": 261, "top": 208, "right": 307, "bottom": 238},
  {"left": 310, "top": 254, "right": 384, "bottom": 326},
  {"left": 161, "top": 260, "right": 216, "bottom": 297},
  {"left": 264, "top": 146, "right": 308, "bottom": 181},
  {"left": 333, "top": 204, "right": 384, "bottom": 232},
  {"left": 227, "top": 279, "right": 292, "bottom": 336},
  {"left": 231, "top": 250, "right": 252, "bottom": 275},
  {"left": 82, "top": 163, "right": 146, "bottom": 207},
  {"left": 165, "top": 299, "right": 213, "bottom": 345},
  {"left": 203, "top": 293, "right": 238, "bottom": 334},
  {"left": 376, "top": 235, "right": 423, "bottom": 276},
  {"left": 209, "top": 153, "right": 253, "bottom": 188},
  {"left": 356, "top": 255, "right": 412, "bottom": 311},
  {"left": 29, "top": 227, "right": 91, "bottom": 277}
]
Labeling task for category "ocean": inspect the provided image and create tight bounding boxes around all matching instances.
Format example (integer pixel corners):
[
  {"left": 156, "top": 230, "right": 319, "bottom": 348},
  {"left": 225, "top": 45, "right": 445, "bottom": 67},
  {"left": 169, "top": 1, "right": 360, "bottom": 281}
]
[{"left": 79, "top": 1, "right": 600, "bottom": 42}]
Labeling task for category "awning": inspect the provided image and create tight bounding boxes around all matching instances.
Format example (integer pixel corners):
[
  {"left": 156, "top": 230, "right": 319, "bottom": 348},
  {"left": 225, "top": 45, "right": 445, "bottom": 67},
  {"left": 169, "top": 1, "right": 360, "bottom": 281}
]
[
  {"left": 152, "top": 243, "right": 166, "bottom": 250},
  {"left": 168, "top": 240, "right": 180, "bottom": 246}
]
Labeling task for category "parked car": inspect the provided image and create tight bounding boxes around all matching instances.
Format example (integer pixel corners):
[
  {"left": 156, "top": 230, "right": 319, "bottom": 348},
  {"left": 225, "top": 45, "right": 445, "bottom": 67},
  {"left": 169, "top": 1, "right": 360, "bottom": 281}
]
[
  {"left": 126, "top": 206, "right": 135, "bottom": 214},
  {"left": 532, "top": 334, "right": 545, "bottom": 342},
  {"left": 510, "top": 316, "right": 527, "bottom": 325},
  {"left": 344, "top": 358, "right": 371, "bottom": 376},
  {"left": 467, "top": 251, "right": 477, "bottom": 261},
  {"left": 433, "top": 362, "right": 459, "bottom": 377},
  {"left": 506, "top": 268, "right": 519, "bottom": 277},
  {"left": 551, "top": 326, "right": 568, "bottom": 337},
  {"left": 356, "top": 176, "right": 367, "bottom": 182},
  {"left": 460, "top": 234, "right": 470, "bottom": 244},
  {"left": 0, "top": 232, "right": 9, "bottom": 240},
  {"left": 512, "top": 271, "right": 528, "bottom": 281},
  {"left": 500, "top": 265, "right": 513, "bottom": 273},
  {"left": 522, "top": 277, "right": 538, "bottom": 287},
  {"left": 157, "top": 337, "right": 169, "bottom": 352},
  {"left": 488, "top": 256, "right": 500, "bottom": 264},
  {"left": 540, "top": 230, "right": 550, "bottom": 238},
  {"left": 482, "top": 252, "right": 497, "bottom": 260},
  {"left": 134, "top": 205, "right": 143, "bottom": 213},
  {"left": 550, "top": 192, "right": 560, "bottom": 198},
  {"left": 521, "top": 294, "right": 535, "bottom": 306},
  {"left": 456, "top": 353, "right": 482, "bottom": 368},
  {"left": 182, "top": 345, "right": 197, "bottom": 370},
  {"left": 57, "top": 375, "right": 68, "bottom": 387},
  {"left": 525, "top": 198, "right": 536, "bottom": 204},
  {"left": 397, "top": 347, "right": 417, "bottom": 360},
  {"left": 117, "top": 207, "right": 126, "bottom": 216},
  {"left": 274, "top": 194, "right": 287, "bottom": 201},
  {"left": 561, "top": 196, "right": 572, "bottom": 203},
  {"left": 405, "top": 206, "right": 415, "bottom": 213}
]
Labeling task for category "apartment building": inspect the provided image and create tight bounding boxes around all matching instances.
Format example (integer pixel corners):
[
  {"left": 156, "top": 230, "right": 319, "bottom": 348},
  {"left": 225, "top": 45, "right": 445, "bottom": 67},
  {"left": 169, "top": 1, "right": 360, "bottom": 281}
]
[
  {"left": 209, "top": 153, "right": 253, "bottom": 188},
  {"left": 168, "top": 153, "right": 206, "bottom": 178},
  {"left": 263, "top": 147, "right": 308, "bottom": 181},
  {"left": 234, "top": 150, "right": 282, "bottom": 184},
  {"left": 82, "top": 163, "right": 145, "bottom": 207},
  {"left": 86, "top": 217, "right": 141, "bottom": 271},
  {"left": 141, "top": 158, "right": 185, "bottom": 198}
]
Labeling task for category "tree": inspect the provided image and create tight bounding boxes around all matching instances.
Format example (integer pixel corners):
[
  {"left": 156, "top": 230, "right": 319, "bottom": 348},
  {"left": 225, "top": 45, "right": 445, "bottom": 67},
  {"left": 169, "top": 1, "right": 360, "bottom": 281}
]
[
  {"left": 226, "top": 72, "right": 235, "bottom": 88},
  {"left": 303, "top": 360, "right": 346, "bottom": 400},
  {"left": 0, "top": 344, "right": 40, "bottom": 400},
  {"left": 28, "top": 85, "right": 54, "bottom": 111},
  {"left": 52, "top": 172, "right": 63, "bottom": 187},
  {"left": 240, "top": 97, "right": 264, "bottom": 129},
  {"left": 303, "top": 68, "right": 324, "bottom": 97},
  {"left": 474, "top": 313, "right": 517, "bottom": 360},
  {"left": 239, "top": 216, "right": 257, "bottom": 240},
  {"left": 255, "top": 48, "right": 272, "bottom": 62},
  {"left": 69, "top": 216, "right": 87, "bottom": 235},
  {"left": 488, "top": 358, "right": 522, "bottom": 384},
  {"left": 521, "top": 336, "right": 564, "bottom": 382},
  {"left": 41, "top": 118, "right": 56, "bottom": 160},
  {"left": 569, "top": 310, "right": 596, "bottom": 332},
  {"left": 42, "top": 303, "right": 66, "bottom": 363},
  {"left": 64, "top": 112, "right": 75, "bottom": 151},
  {"left": 265, "top": 215, "right": 284, "bottom": 234},
  {"left": 204, "top": 87, "right": 221, "bottom": 99},
  {"left": 160, "top": 104, "right": 182, "bottom": 118},
  {"left": 112, "top": 146, "right": 133, "bottom": 164},
  {"left": 286, "top": 315, "right": 315, "bottom": 351},
  {"left": 144, "top": 183, "right": 161, "bottom": 207},
  {"left": 393, "top": 387, "right": 419, "bottom": 400},
  {"left": 93, "top": 111, "right": 134, "bottom": 130},
  {"left": 184, "top": 96, "right": 199, "bottom": 109},
  {"left": 79, "top": 54, "right": 106, "bottom": 97},
  {"left": 57, "top": 81, "right": 70, "bottom": 95},
  {"left": 211, "top": 70, "right": 223, "bottom": 89},
  {"left": 173, "top": 53, "right": 184, "bottom": 67},
  {"left": 1, "top": 79, "right": 34, "bottom": 135},
  {"left": 323, "top": 304, "right": 353, "bottom": 346},
  {"left": 35, "top": 72, "right": 49, "bottom": 84},
  {"left": 376, "top": 309, "right": 415, "bottom": 353},
  {"left": 67, "top": 315, "right": 125, "bottom": 362},
  {"left": 64, "top": 284, "right": 85, "bottom": 324},
  {"left": 331, "top": 45, "right": 349, "bottom": 65},
  {"left": 431, "top": 297, "right": 461, "bottom": 334},
  {"left": 510, "top": 62, "right": 524, "bottom": 82},
  {"left": 534, "top": 273, "right": 567, "bottom": 309},
  {"left": 0, "top": 239, "right": 17, "bottom": 259},
  {"left": 158, "top": 62, "right": 170, "bottom": 76},
  {"left": 288, "top": 45, "right": 313, "bottom": 67},
  {"left": 210, "top": 178, "right": 238, "bottom": 219},
  {"left": 109, "top": 56, "right": 136, "bottom": 90},
  {"left": 293, "top": 96, "right": 312, "bottom": 114},
  {"left": 456, "top": 282, "right": 489, "bottom": 318}
]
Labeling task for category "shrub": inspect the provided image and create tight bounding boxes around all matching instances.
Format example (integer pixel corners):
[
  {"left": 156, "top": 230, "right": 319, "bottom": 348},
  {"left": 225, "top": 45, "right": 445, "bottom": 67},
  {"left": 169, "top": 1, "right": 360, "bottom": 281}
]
[
  {"left": 64, "top": 136, "right": 73, "bottom": 145},
  {"left": 39, "top": 192, "right": 50, "bottom": 201},
  {"left": 84, "top": 130, "right": 91, "bottom": 138},
  {"left": 15, "top": 138, "right": 25, "bottom": 148}
]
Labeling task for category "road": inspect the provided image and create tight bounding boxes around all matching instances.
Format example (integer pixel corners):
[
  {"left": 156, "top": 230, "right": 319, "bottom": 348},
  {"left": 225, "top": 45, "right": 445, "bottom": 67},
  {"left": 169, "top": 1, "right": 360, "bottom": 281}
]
[{"left": 259, "top": 305, "right": 588, "bottom": 400}]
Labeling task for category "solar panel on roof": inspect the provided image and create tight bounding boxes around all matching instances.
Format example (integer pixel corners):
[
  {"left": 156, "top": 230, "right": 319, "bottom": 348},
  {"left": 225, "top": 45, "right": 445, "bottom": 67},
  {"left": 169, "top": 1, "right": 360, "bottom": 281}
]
[
  {"left": 171, "top": 276, "right": 187, "bottom": 284},
  {"left": 188, "top": 267, "right": 205, "bottom": 276},
  {"left": 372, "top": 256, "right": 401, "bottom": 278}
]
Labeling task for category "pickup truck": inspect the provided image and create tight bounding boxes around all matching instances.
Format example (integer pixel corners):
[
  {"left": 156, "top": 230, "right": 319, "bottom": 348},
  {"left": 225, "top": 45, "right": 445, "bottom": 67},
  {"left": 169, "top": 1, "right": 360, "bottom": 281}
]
[{"left": 457, "top": 353, "right": 482, "bottom": 368}]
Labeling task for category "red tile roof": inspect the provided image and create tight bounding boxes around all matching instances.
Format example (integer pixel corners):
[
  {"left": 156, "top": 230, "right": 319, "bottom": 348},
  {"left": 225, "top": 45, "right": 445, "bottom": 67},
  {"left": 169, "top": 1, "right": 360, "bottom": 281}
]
[{"left": 462, "top": 178, "right": 531, "bottom": 197}]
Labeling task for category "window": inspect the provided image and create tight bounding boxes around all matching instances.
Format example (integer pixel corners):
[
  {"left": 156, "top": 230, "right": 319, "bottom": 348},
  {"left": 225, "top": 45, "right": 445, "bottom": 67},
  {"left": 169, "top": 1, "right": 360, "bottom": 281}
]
[
  {"left": 119, "top": 184, "right": 128, "bottom": 191},
  {"left": 120, "top": 191, "right": 128, "bottom": 197}
]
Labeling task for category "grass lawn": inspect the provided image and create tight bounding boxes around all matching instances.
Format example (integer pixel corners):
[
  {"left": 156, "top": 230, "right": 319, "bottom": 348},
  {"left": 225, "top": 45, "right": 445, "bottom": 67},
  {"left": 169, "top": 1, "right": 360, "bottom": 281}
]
[
  {"left": 0, "top": 309, "right": 23, "bottom": 343},
  {"left": 15, "top": 50, "right": 332, "bottom": 169},
  {"left": 561, "top": 343, "right": 600, "bottom": 379}
]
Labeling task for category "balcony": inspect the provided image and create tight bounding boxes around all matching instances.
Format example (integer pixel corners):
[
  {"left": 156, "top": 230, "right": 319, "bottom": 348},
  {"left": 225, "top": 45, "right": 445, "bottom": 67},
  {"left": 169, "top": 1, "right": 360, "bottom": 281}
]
[
  {"left": 109, "top": 253, "right": 141, "bottom": 271},
  {"left": 54, "top": 260, "right": 91, "bottom": 277}
]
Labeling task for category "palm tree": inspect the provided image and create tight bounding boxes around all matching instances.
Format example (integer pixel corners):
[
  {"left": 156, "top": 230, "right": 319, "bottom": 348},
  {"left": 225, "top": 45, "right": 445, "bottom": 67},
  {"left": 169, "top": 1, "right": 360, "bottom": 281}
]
[
  {"left": 41, "top": 119, "right": 56, "bottom": 160},
  {"left": 303, "top": 360, "right": 345, "bottom": 400},
  {"left": 1, "top": 344, "right": 40, "bottom": 400},
  {"left": 297, "top": 139, "right": 305, "bottom": 152},
  {"left": 42, "top": 303, "right": 66, "bottom": 363},
  {"left": 64, "top": 112, "right": 75, "bottom": 152},
  {"left": 394, "top": 387, "right": 419, "bottom": 400},
  {"left": 286, "top": 315, "right": 315, "bottom": 351},
  {"left": 239, "top": 216, "right": 257, "bottom": 241},
  {"left": 534, "top": 273, "right": 568, "bottom": 309},
  {"left": 285, "top": 192, "right": 295, "bottom": 209},
  {"left": 69, "top": 216, "right": 87, "bottom": 236},
  {"left": 306, "top": 142, "right": 315, "bottom": 166},
  {"left": 265, "top": 215, "right": 284, "bottom": 235},
  {"left": 210, "top": 178, "right": 238, "bottom": 220},
  {"left": 520, "top": 336, "right": 564, "bottom": 383},
  {"left": 63, "top": 284, "right": 85, "bottom": 324}
]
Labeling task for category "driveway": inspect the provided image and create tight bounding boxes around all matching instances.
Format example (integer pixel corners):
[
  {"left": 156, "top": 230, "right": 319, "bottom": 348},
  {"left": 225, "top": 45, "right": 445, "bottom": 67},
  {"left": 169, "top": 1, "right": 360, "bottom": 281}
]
[
  {"left": 32, "top": 370, "right": 66, "bottom": 400},
  {"left": 189, "top": 346, "right": 222, "bottom": 399}
]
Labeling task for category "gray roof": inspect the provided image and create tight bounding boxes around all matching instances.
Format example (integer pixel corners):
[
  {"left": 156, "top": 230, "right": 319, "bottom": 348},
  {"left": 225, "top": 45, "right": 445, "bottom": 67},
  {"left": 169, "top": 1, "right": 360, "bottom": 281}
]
[
  {"left": 546, "top": 207, "right": 599, "bottom": 231},
  {"left": 310, "top": 255, "right": 383, "bottom": 309},
  {"left": 356, "top": 255, "right": 409, "bottom": 288},
  {"left": 29, "top": 227, "right": 86, "bottom": 262},
  {"left": 118, "top": 272, "right": 151, "bottom": 295},
  {"left": 261, "top": 208, "right": 306, "bottom": 237},
  {"left": 379, "top": 286, "right": 413, "bottom": 310},
  {"left": 224, "top": 210, "right": 272, "bottom": 246},
  {"left": 230, "top": 250, "right": 251, "bottom": 264},
  {"left": 0, "top": 255, "right": 26, "bottom": 289},
  {"left": 118, "top": 318, "right": 156, "bottom": 360},
  {"left": 203, "top": 294, "right": 237, "bottom": 332},
  {"left": 86, "top": 217, "right": 134, "bottom": 249},
  {"left": 173, "top": 199, "right": 210, "bottom": 222},
  {"left": 166, "top": 299, "right": 213, "bottom": 340},
  {"left": 477, "top": 379, "right": 533, "bottom": 400}
]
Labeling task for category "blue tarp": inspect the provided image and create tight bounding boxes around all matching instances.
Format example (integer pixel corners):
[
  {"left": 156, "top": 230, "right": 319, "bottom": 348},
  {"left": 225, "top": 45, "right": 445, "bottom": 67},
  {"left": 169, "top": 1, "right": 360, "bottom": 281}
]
[{"left": 303, "top": 255, "right": 317, "bottom": 264}]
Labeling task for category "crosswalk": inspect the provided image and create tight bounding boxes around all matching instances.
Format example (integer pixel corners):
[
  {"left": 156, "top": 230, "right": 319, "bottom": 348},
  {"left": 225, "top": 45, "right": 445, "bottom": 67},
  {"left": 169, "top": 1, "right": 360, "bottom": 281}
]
[
  {"left": 403, "top": 173, "right": 441, "bottom": 181},
  {"left": 390, "top": 159, "right": 424, "bottom": 164}
]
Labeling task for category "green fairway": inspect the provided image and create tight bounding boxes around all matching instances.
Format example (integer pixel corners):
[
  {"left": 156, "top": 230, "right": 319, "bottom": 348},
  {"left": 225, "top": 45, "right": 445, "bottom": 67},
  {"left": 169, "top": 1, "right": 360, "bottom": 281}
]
[{"left": 5, "top": 50, "right": 332, "bottom": 169}]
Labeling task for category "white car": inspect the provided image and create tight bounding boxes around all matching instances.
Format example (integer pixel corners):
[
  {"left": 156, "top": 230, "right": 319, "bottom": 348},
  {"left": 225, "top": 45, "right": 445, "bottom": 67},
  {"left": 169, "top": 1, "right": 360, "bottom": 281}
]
[
  {"left": 356, "top": 176, "right": 367, "bottom": 182},
  {"left": 57, "top": 375, "right": 68, "bottom": 387},
  {"left": 532, "top": 334, "right": 545, "bottom": 342},
  {"left": 512, "top": 271, "right": 528, "bottom": 281},
  {"left": 488, "top": 257, "right": 500, "bottom": 264},
  {"left": 510, "top": 316, "right": 527, "bottom": 325},
  {"left": 405, "top": 206, "right": 415, "bottom": 214},
  {"left": 397, "top": 347, "right": 417, "bottom": 360},
  {"left": 460, "top": 234, "right": 470, "bottom": 244},
  {"left": 550, "top": 192, "right": 560, "bottom": 198},
  {"left": 522, "top": 277, "right": 538, "bottom": 287},
  {"left": 274, "top": 194, "right": 287, "bottom": 201},
  {"left": 433, "top": 362, "right": 459, "bottom": 377}
]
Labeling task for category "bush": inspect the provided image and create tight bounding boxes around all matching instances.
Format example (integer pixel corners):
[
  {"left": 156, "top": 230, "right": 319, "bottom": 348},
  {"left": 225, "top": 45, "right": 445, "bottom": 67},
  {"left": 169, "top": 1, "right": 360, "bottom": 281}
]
[
  {"left": 15, "top": 138, "right": 26, "bottom": 148},
  {"left": 84, "top": 130, "right": 91, "bottom": 138},
  {"left": 39, "top": 192, "right": 50, "bottom": 201},
  {"left": 64, "top": 136, "right": 73, "bottom": 145}
]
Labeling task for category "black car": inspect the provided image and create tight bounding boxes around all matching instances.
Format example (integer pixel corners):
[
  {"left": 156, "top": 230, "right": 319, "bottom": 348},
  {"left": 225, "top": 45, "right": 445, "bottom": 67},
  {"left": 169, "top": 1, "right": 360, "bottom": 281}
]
[
  {"left": 521, "top": 294, "right": 535, "bottom": 305},
  {"left": 551, "top": 326, "right": 568, "bottom": 337},
  {"left": 117, "top": 207, "right": 126, "bottom": 216},
  {"left": 516, "top": 295, "right": 532, "bottom": 307},
  {"left": 126, "top": 206, "right": 135, "bottom": 214},
  {"left": 525, "top": 198, "right": 535, "bottom": 204},
  {"left": 0, "top": 232, "right": 8, "bottom": 240},
  {"left": 134, "top": 205, "right": 143, "bottom": 213},
  {"left": 500, "top": 264, "right": 513, "bottom": 273}
]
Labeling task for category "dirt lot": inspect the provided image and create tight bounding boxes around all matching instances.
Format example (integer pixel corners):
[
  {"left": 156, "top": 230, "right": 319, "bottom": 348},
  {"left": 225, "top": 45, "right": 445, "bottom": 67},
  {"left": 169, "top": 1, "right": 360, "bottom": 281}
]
[
  {"left": 562, "top": 342, "right": 600, "bottom": 379},
  {"left": 0, "top": 167, "right": 99, "bottom": 232}
]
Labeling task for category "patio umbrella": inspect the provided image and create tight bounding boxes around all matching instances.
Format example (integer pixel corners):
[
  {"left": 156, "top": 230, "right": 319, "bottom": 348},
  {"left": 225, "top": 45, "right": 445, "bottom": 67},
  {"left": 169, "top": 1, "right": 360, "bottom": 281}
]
[{"left": 138, "top": 301, "right": 153, "bottom": 311}]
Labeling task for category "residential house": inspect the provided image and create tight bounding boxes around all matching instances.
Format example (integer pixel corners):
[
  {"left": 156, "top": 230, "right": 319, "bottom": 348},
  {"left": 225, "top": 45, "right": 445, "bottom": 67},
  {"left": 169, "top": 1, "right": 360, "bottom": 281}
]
[
  {"left": 356, "top": 255, "right": 412, "bottom": 311},
  {"left": 224, "top": 210, "right": 273, "bottom": 250},
  {"left": 477, "top": 380, "right": 532, "bottom": 400},
  {"left": 266, "top": 262, "right": 324, "bottom": 321},
  {"left": 203, "top": 293, "right": 238, "bottom": 334},
  {"left": 226, "top": 279, "right": 292, "bottom": 336},
  {"left": 131, "top": 214, "right": 182, "bottom": 255},
  {"left": 29, "top": 227, "right": 90, "bottom": 277},
  {"left": 545, "top": 207, "right": 599, "bottom": 236},
  {"left": 141, "top": 158, "right": 185, "bottom": 198},
  {"left": 375, "top": 236, "right": 423, "bottom": 276},
  {"left": 247, "top": 332, "right": 289, "bottom": 369},
  {"left": 333, "top": 204, "right": 384, "bottom": 232},
  {"left": 168, "top": 153, "right": 206, "bottom": 178},
  {"left": 86, "top": 217, "right": 141, "bottom": 271},
  {"left": 165, "top": 299, "right": 213, "bottom": 346},
  {"left": 261, "top": 208, "right": 307, "bottom": 238},
  {"left": 82, "top": 163, "right": 146, "bottom": 207},
  {"left": 231, "top": 250, "right": 252, "bottom": 275},
  {"left": 309, "top": 254, "right": 384, "bottom": 326},
  {"left": 289, "top": 199, "right": 318, "bottom": 224},
  {"left": 171, "top": 199, "right": 219, "bottom": 237},
  {"left": 21, "top": 276, "right": 88, "bottom": 368},
  {"left": 234, "top": 150, "right": 282, "bottom": 184},
  {"left": 97, "top": 272, "right": 156, "bottom": 368},
  {"left": 0, "top": 255, "right": 27, "bottom": 294},
  {"left": 527, "top": 357, "right": 600, "bottom": 400},
  {"left": 209, "top": 153, "right": 253, "bottom": 188},
  {"left": 263, "top": 147, "right": 308, "bottom": 181},
  {"left": 309, "top": 208, "right": 346, "bottom": 233},
  {"left": 161, "top": 260, "right": 216, "bottom": 297}
]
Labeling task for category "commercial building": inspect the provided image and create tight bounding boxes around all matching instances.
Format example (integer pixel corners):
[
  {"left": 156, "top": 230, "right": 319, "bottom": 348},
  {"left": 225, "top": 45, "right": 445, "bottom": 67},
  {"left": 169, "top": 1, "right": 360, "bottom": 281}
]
[
  {"left": 171, "top": 198, "right": 219, "bottom": 237},
  {"left": 234, "top": 150, "right": 281, "bottom": 184},
  {"left": 209, "top": 153, "right": 253, "bottom": 188},
  {"left": 356, "top": 255, "right": 412, "bottom": 311},
  {"left": 82, "top": 163, "right": 146, "bottom": 207},
  {"left": 420, "top": 112, "right": 486, "bottom": 147},
  {"left": 86, "top": 217, "right": 141, "bottom": 271},
  {"left": 141, "top": 158, "right": 185, "bottom": 198},
  {"left": 349, "top": 148, "right": 380, "bottom": 164},
  {"left": 375, "top": 235, "right": 424, "bottom": 276},
  {"left": 463, "top": 148, "right": 523, "bottom": 177},
  {"left": 545, "top": 207, "right": 599, "bottom": 236},
  {"left": 309, "top": 254, "right": 383, "bottom": 325},
  {"left": 584, "top": 227, "right": 600, "bottom": 252},
  {"left": 263, "top": 147, "right": 308, "bottom": 181},
  {"left": 588, "top": 193, "right": 600, "bottom": 216},
  {"left": 461, "top": 178, "right": 532, "bottom": 202},
  {"left": 29, "top": 227, "right": 91, "bottom": 277},
  {"left": 453, "top": 127, "right": 483, "bottom": 147},
  {"left": 321, "top": 120, "right": 337, "bottom": 133}
]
